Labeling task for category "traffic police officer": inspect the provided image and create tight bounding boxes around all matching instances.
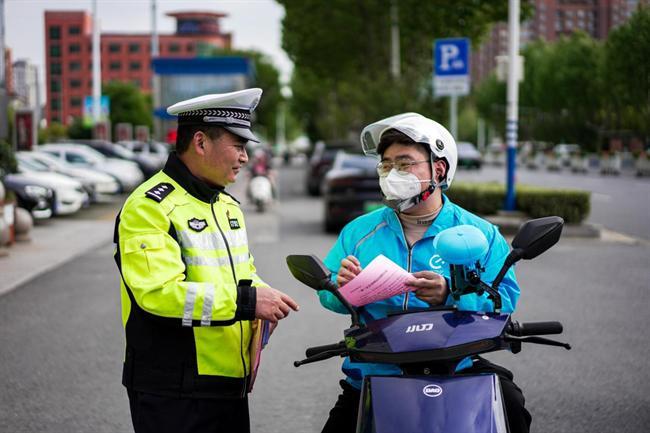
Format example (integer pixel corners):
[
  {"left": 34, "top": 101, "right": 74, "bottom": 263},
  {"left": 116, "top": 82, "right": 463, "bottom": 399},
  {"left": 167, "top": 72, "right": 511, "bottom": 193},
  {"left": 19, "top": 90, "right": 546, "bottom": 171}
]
[{"left": 114, "top": 88, "right": 299, "bottom": 433}]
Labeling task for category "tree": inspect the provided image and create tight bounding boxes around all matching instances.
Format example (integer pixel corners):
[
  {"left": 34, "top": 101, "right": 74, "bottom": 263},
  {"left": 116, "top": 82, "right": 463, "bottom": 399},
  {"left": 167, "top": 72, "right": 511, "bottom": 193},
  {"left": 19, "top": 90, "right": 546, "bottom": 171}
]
[
  {"left": 475, "top": 32, "right": 605, "bottom": 151},
  {"left": 202, "top": 48, "right": 284, "bottom": 143},
  {"left": 102, "top": 81, "right": 152, "bottom": 129},
  {"left": 278, "top": 0, "right": 512, "bottom": 141},
  {"left": 603, "top": 6, "right": 650, "bottom": 139},
  {"left": 38, "top": 122, "right": 67, "bottom": 144},
  {"left": 67, "top": 117, "right": 93, "bottom": 139}
]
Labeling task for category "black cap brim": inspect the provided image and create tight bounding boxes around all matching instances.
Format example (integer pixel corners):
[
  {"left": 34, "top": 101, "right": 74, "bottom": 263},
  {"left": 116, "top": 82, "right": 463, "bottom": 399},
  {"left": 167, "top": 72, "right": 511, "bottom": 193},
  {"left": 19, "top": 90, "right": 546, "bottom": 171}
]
[{"left": 224, "top": 126, "right": 260, "bottom": 143}]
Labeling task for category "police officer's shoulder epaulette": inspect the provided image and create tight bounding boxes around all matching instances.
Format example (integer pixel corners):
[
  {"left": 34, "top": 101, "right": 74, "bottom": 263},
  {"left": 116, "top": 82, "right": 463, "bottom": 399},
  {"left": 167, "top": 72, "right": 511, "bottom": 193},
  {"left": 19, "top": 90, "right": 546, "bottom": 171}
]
[
  {"left": 145, "top": 182, "right": 175, "bottom": 203},
  {"left": 219, "top": 190, "right": 240, "bottom": 205}
]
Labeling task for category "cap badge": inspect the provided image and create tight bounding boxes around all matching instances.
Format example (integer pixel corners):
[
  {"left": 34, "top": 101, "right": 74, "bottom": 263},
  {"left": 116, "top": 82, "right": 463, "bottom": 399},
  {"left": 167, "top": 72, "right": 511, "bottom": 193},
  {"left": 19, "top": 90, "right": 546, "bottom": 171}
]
[{"left": 436, "top": 139, "right": 444, "bottom": 151}]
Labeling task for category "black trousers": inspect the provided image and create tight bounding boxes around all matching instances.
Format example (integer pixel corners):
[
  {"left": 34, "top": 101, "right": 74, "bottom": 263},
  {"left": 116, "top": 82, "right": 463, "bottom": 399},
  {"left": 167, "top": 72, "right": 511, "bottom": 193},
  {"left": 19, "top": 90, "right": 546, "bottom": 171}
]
[
  {"left": 321, "top": 358, "right": 532, "bottom": 433},
  {"left": 127, "top": 390, "right": 250, "bottom": 433}
]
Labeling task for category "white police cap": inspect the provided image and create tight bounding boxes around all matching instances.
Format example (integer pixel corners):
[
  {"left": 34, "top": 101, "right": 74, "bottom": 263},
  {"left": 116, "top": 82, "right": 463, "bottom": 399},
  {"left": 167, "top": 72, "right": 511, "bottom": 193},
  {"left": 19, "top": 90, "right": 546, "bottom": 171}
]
[{"left": 167, "top": 88, "right": 263, "bottom": 143}]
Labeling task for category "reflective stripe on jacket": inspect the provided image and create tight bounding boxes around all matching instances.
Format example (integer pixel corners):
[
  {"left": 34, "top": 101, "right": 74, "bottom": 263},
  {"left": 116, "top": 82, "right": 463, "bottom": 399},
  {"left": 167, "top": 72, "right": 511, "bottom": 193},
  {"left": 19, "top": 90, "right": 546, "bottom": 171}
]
[
  {"left": 320, "top": 195, "right": 520, "bottom": 389},
  {"left": 114, "top": 153, "right": 263, "bottom": 398}
]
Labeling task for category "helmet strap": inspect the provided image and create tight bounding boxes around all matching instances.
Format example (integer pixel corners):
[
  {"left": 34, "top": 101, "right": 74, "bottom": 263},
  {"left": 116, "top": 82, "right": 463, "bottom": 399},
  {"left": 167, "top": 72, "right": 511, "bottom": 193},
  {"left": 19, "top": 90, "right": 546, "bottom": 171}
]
[{"left": 385, "top": 183, "right": 437, "bottom": 213}]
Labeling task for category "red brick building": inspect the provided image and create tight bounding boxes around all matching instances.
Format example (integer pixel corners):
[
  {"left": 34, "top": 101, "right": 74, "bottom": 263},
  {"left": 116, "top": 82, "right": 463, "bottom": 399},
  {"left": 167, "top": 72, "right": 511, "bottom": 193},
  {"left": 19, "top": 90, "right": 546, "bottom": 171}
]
[{"left": 44, "top": 11, "right": 231, "bottom": 125}]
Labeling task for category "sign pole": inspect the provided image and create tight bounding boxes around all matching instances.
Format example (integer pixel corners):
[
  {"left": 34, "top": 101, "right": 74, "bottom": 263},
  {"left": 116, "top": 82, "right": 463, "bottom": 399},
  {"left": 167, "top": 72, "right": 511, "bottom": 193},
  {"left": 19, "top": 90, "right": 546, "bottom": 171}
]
[
  {"left": 449, "top": 95, "right": 458, "bottom": 139},
  {"left": 505, "top": 0, "right": 520, "bottom": 211}
]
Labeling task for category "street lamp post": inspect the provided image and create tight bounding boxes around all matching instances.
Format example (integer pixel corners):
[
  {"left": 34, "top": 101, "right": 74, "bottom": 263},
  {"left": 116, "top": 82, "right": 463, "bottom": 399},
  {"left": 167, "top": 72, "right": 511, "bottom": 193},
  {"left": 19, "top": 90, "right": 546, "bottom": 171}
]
[{"left": 505, "top": 0, "right": 520, "bottom": 211}]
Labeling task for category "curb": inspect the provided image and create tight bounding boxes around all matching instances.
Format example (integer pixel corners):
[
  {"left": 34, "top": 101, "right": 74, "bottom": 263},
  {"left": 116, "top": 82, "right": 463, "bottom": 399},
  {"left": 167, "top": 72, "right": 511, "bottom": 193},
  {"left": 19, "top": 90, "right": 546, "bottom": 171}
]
[{"left": 485, "top": 214, "right": 601, "bottom": 238}]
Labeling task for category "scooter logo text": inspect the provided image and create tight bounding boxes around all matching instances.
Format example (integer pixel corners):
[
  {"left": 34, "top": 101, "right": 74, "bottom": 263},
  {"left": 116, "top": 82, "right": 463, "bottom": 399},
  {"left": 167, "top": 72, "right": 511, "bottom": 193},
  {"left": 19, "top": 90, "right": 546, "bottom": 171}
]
[
  {"left": 405, "top": 323, "right": 433, "bottom": 333},
  {"left": 423, "top": 384, "right": 443, "bottom": 398}
]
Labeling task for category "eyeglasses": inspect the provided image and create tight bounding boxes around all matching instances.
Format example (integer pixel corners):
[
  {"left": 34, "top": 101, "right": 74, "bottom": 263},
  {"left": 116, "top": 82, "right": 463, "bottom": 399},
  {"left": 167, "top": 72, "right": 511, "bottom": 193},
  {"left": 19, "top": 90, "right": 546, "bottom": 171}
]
[{"left": 376, "top": 158, "right": 429, "bottom": 176}]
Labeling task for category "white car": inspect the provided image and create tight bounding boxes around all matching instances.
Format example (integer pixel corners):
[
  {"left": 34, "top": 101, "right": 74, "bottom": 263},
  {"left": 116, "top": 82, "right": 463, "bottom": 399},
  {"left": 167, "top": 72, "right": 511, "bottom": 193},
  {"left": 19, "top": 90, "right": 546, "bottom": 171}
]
[
  {"left": 117, "top": 140, "right": 169, "bottom": 168},
  {"left": 16, "top": 158, "right": 89, "bottom": 216},
  {"left": 38, "top": 143, "right": 144, "bottom": 192},
  {"left": 18, "top": 151, "right": 121, "bottom": 200}
]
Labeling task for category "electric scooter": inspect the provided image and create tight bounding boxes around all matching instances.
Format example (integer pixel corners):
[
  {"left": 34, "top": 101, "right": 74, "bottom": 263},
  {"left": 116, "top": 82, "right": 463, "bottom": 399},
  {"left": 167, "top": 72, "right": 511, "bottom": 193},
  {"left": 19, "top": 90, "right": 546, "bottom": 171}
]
[{"left": 286, "top": 216, "right": 571, "bottom": 433}]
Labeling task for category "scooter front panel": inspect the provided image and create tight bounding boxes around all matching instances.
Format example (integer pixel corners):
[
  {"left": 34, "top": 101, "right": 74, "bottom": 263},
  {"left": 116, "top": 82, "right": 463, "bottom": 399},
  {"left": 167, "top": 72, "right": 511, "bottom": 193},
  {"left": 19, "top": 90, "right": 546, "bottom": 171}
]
[
  {"left": 358, "top": 374, "right": 507, "bottom": 433},
  {"left": 353, "top": 310, "right": 509, "bottom": 354}
]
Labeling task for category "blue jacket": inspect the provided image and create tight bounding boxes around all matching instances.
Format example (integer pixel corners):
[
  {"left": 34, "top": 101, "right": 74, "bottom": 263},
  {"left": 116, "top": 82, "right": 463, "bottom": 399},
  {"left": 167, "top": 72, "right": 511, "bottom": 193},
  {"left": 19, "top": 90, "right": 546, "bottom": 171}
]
[{"left": 320, "top": 195, "right": 519, "bottom": 389}]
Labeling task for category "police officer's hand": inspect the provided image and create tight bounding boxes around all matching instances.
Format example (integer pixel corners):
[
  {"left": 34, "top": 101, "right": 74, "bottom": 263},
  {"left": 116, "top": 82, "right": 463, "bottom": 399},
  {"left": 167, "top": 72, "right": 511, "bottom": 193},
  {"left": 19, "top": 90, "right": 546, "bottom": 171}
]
[
  {"left": 407, "top": 271, "right": 449, "bottom": 306},
  {"left": 255, "top": 286, "right": 299, "bottom": 322},
  {"left": 336, "top": 255, "right": 362, "bottom": 287}
]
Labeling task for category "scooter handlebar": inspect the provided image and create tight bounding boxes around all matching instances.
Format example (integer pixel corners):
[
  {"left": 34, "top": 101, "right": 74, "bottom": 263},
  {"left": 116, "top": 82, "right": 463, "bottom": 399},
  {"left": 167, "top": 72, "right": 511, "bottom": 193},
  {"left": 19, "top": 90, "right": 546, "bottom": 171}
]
[
  {"left": 510, "top": 321, "right": 563, "bottom": 336},
  {"left": 305, "top": 342, "right": 346, "bottom": 358}
]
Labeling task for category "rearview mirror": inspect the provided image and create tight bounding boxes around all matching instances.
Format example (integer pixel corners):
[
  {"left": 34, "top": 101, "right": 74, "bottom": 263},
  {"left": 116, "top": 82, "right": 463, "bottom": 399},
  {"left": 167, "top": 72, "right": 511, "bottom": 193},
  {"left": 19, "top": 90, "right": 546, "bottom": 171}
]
[
  {"left": 512, "top": 216, "right": 564, "bottom": 260},
  {"left": 286, "top": 254, "right": 333, "bottom": 291},
  {"left": 490, "top": 216, "right": 564, "bottom": 293},
  {"left": 286, "top": 254, "right": 361, "bottom": 327}
]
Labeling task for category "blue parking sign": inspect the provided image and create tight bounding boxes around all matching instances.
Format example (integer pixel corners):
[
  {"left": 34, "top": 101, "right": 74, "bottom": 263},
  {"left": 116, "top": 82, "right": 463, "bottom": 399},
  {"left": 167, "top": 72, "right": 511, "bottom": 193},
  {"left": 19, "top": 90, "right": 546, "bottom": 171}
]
[
  {"left": 433, "top": 38, "right": 470, "bottom": 96},
  {"left": 434, "top": 38, "right": 470, "bottom": 76}
]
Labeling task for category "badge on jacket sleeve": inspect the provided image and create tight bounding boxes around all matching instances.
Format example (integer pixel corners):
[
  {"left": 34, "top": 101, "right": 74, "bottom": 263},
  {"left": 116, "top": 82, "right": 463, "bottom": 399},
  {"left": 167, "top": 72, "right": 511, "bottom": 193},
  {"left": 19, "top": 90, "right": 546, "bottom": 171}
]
[
  {"left": 188, "top": 218, "right": 208, "bottom": 232},
  {"left": 226, "top": 210, "right": 241, "bottom": 229}
]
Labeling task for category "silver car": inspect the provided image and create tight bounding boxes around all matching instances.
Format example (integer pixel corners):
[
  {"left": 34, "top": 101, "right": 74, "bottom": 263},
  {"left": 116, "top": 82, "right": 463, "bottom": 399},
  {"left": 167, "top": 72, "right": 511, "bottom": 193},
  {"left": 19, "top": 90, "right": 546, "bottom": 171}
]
[{"left": 38, "top": 143, "right": 144, "bottom": 192}]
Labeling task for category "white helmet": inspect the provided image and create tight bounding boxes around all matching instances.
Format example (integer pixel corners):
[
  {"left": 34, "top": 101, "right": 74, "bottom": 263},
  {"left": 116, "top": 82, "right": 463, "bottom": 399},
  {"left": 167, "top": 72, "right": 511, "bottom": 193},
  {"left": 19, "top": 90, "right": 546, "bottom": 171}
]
[{"left": 360, "top": 112, "right": 458, "bottom": 190}]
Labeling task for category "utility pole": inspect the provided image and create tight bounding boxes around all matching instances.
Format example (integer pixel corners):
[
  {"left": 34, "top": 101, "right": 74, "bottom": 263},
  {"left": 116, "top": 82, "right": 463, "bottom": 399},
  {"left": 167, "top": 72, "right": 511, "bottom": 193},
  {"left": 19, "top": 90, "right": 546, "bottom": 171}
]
[
  {"left": 151, "top": 0, "right": 159, "bottom": 140},
  {"left": 151, "top": 0, "right": 159, "bottom": 57},
  {"left": 505, "top": 0, "right": 520, "bottom": 211},
  {"left": 0, "top": 0, "right": 7, "bottom": 140},
  {"left": 91, "top": 0, "right": 101, "bottom": 124},
  {"left": 390, "top": 0, "right": 400, "bottom": 79}
]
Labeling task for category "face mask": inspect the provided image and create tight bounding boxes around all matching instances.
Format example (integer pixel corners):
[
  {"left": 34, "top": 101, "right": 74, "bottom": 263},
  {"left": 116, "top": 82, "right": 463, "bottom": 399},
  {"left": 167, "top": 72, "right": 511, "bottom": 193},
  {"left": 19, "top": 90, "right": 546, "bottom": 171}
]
[{"left": 379, "top": 169, "right": 429, "bottom": 201}]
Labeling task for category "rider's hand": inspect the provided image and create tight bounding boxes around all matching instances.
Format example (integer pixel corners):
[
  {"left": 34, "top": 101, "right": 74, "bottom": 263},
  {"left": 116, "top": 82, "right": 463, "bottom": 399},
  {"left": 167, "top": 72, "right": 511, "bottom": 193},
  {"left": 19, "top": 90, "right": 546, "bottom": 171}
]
[
  {"left": 255, "top": 286, "right": 300, "bottom": 323},
  {"left": 407, "top": 271, "right": 449, "bottom": 306},
  {"left": 336, "top": 255, "right": 362, "bottom": 287}
]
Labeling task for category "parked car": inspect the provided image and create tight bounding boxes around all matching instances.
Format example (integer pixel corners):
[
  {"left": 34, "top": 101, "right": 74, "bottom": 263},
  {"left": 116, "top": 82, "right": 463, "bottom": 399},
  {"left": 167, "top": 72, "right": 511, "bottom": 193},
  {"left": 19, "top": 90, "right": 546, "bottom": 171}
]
[
  {"left": 322, "top": 151, "right": 383, "bottom": 232},
  {"left": 117, "top": 140, "right": 170, "bottom": 167},
  {"left": 2, "top": 175, "right": 55, "bottom": 219},
  {"left": 38, "top": 143, "right": 144, "bottom": 192},
  {"left": 13, "top": 158, "right": 89, "bottom": 216},
  {"left": 17, "top": 151, "right": 120, "bottom": 200},
  {"left": 553, "top": 143, "right": 581, "bottom": 167},
  {"left": 456, "top": 141, "right": 483, "bottom": 169},
  {"left": 307, "top": 140, "right": 356, "bottom": 196},
  {"left": 67, "top": 139, "right": 161, "bottom": 178}
]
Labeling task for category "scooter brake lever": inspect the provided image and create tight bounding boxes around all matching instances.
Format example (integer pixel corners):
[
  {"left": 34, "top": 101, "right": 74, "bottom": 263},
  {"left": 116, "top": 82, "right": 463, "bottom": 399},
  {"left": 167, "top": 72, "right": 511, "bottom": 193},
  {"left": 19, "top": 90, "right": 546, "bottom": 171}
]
[
  {"left": 505, "top": 334, "right": 571, "bottom": 350},
  {"left": 293, "top": 348, "right": 348, "bottom": 367}
]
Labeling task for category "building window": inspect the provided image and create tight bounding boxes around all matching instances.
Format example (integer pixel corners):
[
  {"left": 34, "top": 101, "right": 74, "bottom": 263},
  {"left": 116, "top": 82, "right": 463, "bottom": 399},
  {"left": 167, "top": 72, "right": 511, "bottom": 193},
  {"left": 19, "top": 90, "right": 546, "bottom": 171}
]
[
  {"left": 128, "top": 43, "right": 141, "bottom": 53},
  {"left": 51, "top": 116, "right": 60, "bottom": 123},
  {"left": 50, "top": 80, "right": 61, "bottom": 92},
  {"left": 70, "top": 79, "right": 82, "bottom": 88},
  {"left": 109, "top": 43, "right": 121, "bottom": 53},
  {"left": 71, "top": 97, "right": 82, "bottom": 108},
  {"left": 49, "top": 26, "right": 61, "bottom": 40},
  {"left": 109, "top": 61, "right": 121, "bottom": 71},
  {"left": 129, "top": 61, "right": 141, "bottom": 71},
  {"left": 69, "top": 26, "right": 81, "bottom": 35},
  {"left": 132, "top": 79, "right": 141, "bottom": 87},
  {"left": 69, "top": 61, "right": 82, "bottom": 71},
  {"left": 169, "top": 43, "right": 180, "bottom": 53},
  {"left": 51, "top": 98, "right": 60, "bottom": 110},
  {"left": 186, "top": 43, "right": 194, "bottom": 52},
  {"left": 51, "top": 62, "right": 62, "bottom": 75},
  {"left": 69, "top": 43, "right": 81, "bottom": 54},
  {"left": 50, "top": 45, "right": 61, "bottom": 57}
]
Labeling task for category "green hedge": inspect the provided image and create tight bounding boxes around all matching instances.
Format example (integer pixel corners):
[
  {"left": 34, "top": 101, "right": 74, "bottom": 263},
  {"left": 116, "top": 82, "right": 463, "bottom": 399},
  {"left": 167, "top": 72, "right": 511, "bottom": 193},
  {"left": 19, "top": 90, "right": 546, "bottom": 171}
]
[{"left": 447, "top": 182, "right": 590, "bottom": 224}]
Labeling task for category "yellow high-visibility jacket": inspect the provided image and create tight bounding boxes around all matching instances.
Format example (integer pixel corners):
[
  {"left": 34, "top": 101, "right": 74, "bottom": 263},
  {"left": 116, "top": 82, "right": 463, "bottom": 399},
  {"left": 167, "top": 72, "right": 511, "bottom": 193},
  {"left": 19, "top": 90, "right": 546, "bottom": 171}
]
[{"left": 114, "top": 153, "right": 263, "bottom": 398}]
